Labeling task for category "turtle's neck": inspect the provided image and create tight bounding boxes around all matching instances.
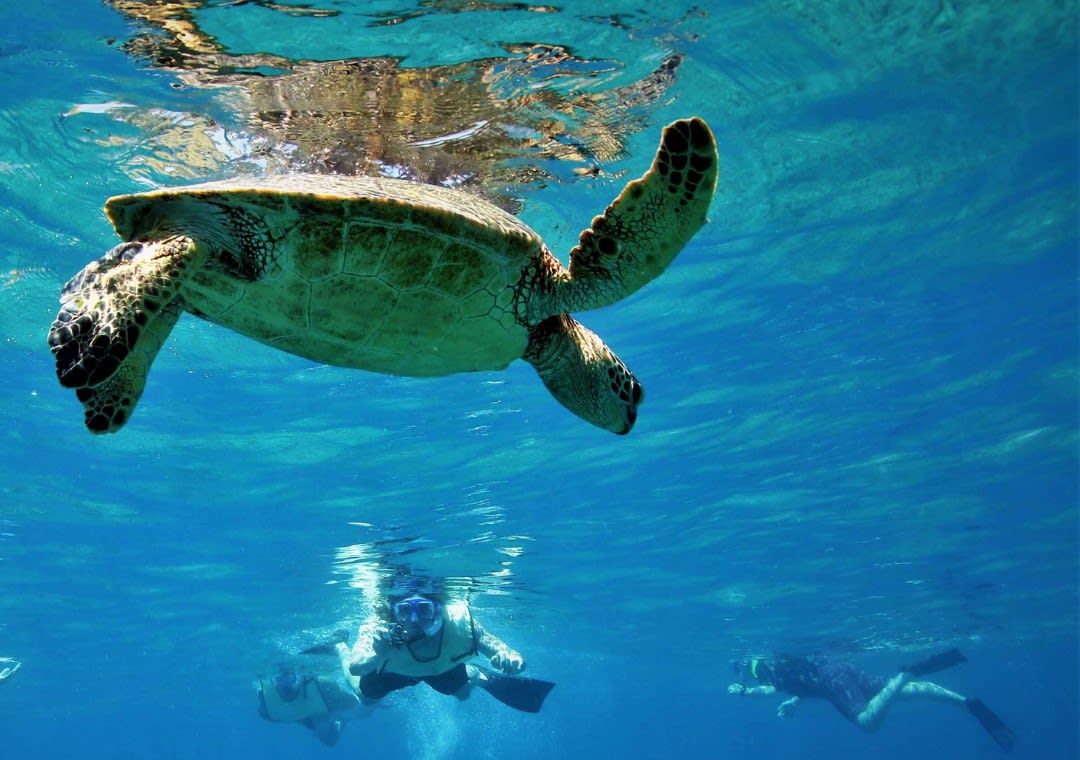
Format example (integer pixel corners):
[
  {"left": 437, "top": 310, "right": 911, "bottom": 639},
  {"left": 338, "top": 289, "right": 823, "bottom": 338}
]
[{"left": 516, "top": 246, "right": 579, "bottom": 324}]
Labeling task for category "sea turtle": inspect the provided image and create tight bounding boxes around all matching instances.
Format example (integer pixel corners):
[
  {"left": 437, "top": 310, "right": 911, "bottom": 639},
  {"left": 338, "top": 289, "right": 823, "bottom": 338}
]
[{"left": 48, "top": 117, "right": 718, "bottom": 435}]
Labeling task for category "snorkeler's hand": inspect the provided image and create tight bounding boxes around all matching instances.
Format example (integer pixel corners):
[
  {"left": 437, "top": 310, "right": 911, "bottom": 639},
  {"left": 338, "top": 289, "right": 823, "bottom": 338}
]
[
  {"left": 362, "top": 623, "right": 401, "bottom": 656},
  {"left": 374, "top": 627, "right": 400, "bottom": 652},
  {"left": 727, "top": 683, "right": 745, "bottom": 695},
  {"left": 777, "top": 697, "right": 800, "bottom": 718},
  {"left": 490, "top": 649, "right": 525, "bottom": 674}
]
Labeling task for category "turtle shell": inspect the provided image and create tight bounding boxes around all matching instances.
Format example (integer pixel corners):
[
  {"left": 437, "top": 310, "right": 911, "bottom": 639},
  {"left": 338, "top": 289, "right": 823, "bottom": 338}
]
[{"left": 105, "top": 175, "right": 550, "bottom": 376}]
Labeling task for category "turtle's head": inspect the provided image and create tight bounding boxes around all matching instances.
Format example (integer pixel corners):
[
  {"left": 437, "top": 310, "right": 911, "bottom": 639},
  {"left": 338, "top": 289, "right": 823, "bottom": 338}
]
[{"left": 524, "top": 315, "right": 643, "bottom": 434}]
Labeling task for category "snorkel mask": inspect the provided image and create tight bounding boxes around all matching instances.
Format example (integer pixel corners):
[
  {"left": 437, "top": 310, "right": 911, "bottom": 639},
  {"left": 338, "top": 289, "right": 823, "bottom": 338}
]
[{"left": 390, "top": 594, "right": 444, "bottom": 640}]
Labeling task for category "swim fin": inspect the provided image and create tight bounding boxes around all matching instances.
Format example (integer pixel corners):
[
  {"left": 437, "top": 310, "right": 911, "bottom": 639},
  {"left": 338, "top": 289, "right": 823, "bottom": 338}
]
[
  {"left": 966, "top": 698, "right": 1015, "bottom": 752},
  {"left": 901, "top": 648, "right": 966, "bottom": 677},
  {"left": 475, "top": 668, "right": 555, "bottom": 713}
]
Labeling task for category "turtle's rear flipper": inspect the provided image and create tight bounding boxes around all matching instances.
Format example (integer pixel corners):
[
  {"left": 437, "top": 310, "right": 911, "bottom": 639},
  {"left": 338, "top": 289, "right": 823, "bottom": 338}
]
[
  {"left": 48, "top": 237, "right": 198, "bottom": 433},
  {"left": 524, "top": 314, "right": 641, "bottom": 435},
  {"left": 565, "top": 117, "right": 718, "bottom": 311}
]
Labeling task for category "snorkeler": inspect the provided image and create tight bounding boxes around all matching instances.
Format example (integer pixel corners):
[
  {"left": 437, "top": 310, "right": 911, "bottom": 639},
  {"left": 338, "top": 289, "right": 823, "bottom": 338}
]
[
  {"left": 337, "top": 579, "right": 553, "bottom": 714},
  {"left": 256, "top": 669, "right": 369, "bottom": 746},
  {"left": 729, "top": 649, "right": 1014, "bottom": 752},
  {"left": 0, "top": 657, "right": 20, "bottom": 684},
  {"left": 257, "top": 579, "right": 553, "bottom": 746}
]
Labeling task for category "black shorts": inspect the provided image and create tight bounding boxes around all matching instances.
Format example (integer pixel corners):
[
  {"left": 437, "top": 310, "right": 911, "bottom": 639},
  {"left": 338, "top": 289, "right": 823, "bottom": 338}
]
[{"left": 359, "top": 663, "right": 469, "bottom": 700}]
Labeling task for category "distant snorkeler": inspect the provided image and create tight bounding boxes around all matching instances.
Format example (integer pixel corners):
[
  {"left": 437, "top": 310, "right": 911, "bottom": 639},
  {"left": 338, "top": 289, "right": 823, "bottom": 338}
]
[
  {"left": 729, "top": 649, "right": 1015, "bottom": 752},
  {"left": 256, "top": 670, "right": 369, "bottom": 747},
  {"left": 0, "top": 657, "right": 20, "bottom": 684}
]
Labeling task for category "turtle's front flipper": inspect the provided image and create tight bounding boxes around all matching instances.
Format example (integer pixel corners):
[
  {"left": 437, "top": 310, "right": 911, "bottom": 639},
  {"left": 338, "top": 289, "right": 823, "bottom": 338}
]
[
  {"left": 70, "top": 302, "right": 182, "bottom": 433},
  {"left": 524, "top": 314, "right": 643, "bottom": 434},
  {"left": 563, "top": 117, "right": 718, "bottom": 311},
  {"left": 48, "top": 236, "right": 201, "bottom": 433}
]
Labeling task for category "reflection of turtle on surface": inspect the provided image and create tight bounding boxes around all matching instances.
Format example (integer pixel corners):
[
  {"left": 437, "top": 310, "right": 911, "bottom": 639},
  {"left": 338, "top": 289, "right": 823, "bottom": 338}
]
[
  {"left": 49, "top": 118, "right": 718, "bottom": 435},
  {"left": 103, "top": 0, "right": 687, "bottom": 190}
]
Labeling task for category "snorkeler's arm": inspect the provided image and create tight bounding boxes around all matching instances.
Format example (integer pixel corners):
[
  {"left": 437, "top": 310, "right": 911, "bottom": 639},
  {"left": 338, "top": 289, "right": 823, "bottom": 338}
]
[
  {"left": 727, "top": 683, "right": 777, "bottom": 697},
  {"left": 345, "top": 620, "right": 391, "bottom": 677},
  {"left": 472, "top": 618, "right": 525, "bottom": 673},
  {"left": 777, "top": 696, "right": 800, "bottom": 717},
  {"left": 335, "top": 643, "right": 362, "bottom": 691}
]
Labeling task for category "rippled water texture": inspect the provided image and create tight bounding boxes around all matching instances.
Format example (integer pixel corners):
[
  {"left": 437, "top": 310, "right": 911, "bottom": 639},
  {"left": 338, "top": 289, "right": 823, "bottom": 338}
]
[{"left": 0, "top": 2, "right": 1076, "bottom": 759}]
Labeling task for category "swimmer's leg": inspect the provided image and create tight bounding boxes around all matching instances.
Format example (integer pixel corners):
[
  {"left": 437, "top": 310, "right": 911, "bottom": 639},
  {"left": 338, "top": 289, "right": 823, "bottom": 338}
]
[
  {"left": 303, "top": 716, "right": 345, "bottom": 747},
  {"left": 854, "top": 672, "right": 912, "bottom": 732},
  {"left": 899, "top": 679, "right": 966, "bottom": 704},
  {"left": 901, "top": 681, "right": 1015, "bottom": 751}
]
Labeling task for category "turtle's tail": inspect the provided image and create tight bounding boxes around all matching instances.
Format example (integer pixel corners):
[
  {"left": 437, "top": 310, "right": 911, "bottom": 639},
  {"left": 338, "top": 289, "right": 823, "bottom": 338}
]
[{"left": 49, "top": 237, "right": 196, "bottom": 433}]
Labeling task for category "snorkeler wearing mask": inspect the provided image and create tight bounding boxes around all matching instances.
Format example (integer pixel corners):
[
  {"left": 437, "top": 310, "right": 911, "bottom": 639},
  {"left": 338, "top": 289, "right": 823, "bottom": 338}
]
[
  {"left": 336, "top": 590, "right": 553, "bottom": 713},
  {"left": 257, "top": 584, "right": 554, "bottom": 746},
  {"left": 256, "top": 668, "right": 366, "bottom": 747},
  {"left": 728, "top": 649, "right": 1014, "bottom": 752}
]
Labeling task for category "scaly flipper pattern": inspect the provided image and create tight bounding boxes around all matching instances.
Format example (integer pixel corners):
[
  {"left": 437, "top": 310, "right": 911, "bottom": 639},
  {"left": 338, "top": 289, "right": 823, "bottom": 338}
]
[
  {"left": 563, "top": 117, "right": 719, "bottom": 311},
  {"left": 48, "top": 236, "right": 201, "bottom": 432}
]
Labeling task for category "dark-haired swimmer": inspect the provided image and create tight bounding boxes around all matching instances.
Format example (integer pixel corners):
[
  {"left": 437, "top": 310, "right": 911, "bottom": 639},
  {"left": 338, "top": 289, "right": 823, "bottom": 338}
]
[{"left": 729, "top": 649, "right": 1014, "bottom": 752}]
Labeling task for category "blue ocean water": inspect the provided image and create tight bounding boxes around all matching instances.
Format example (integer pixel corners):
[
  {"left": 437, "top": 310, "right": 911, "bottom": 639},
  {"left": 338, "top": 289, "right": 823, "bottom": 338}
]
[{"left": 0, "top": 1, "right": 1076, "bottom": 758}]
